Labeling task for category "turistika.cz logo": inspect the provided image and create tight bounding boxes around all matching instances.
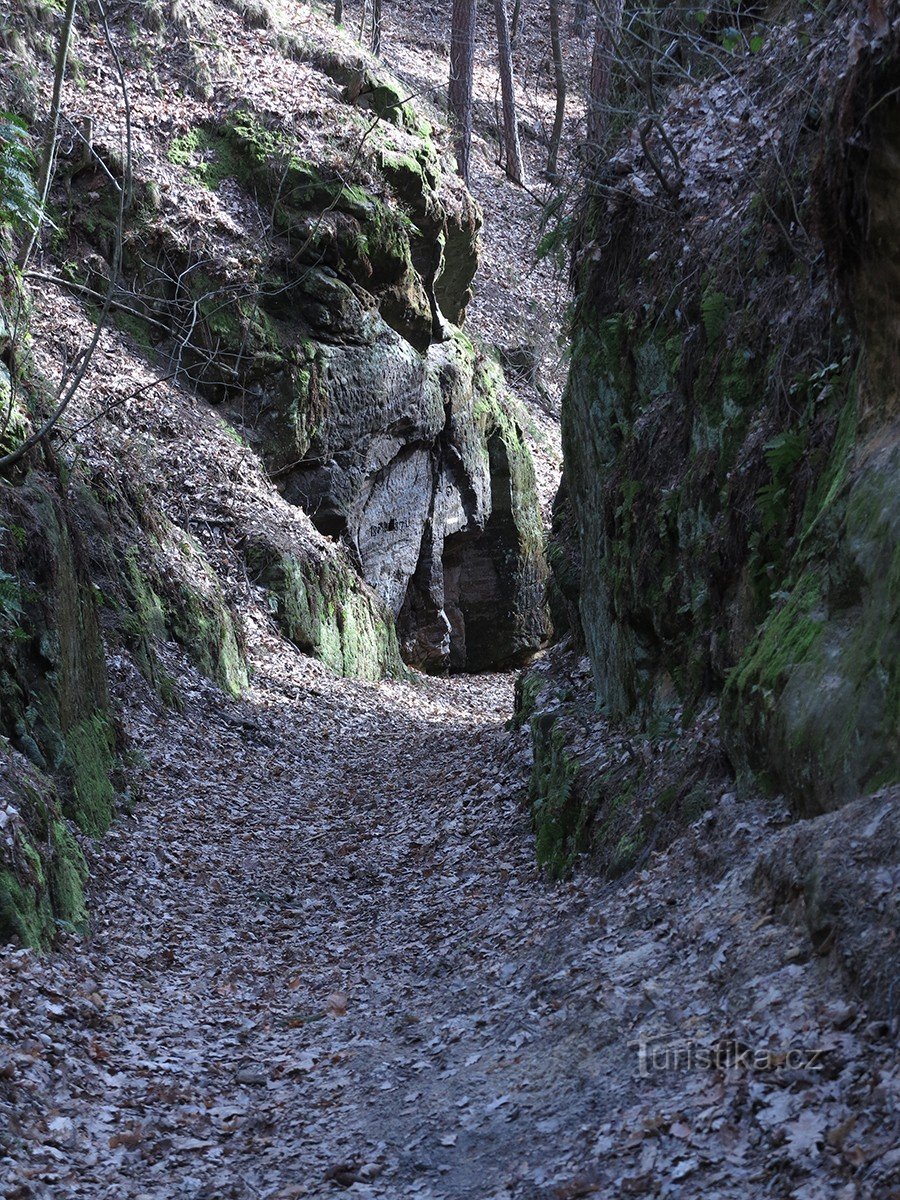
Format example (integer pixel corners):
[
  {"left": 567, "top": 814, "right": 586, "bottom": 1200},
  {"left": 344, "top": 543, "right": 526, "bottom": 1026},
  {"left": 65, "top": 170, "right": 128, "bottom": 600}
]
[{"left": 632, "top": 1035, "right": 829, "bottom": 1078}]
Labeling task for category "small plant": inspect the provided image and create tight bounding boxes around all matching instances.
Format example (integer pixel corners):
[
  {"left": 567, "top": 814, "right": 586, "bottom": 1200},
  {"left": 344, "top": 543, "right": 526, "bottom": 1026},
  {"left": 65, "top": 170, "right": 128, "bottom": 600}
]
[
  {"left": 758, "top": 429, "right": 805, "bottom": 534},
  {"left": 0, "top": 566, "right": 26, "bottom": 638},
  {"left": 0, "top": 114, "right": 40, "bottom": 234}
]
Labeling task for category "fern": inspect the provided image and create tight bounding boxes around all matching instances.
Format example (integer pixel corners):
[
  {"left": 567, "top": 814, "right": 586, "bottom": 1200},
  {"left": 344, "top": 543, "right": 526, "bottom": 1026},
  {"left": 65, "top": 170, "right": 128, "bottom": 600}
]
[
  {"left": 763, "top": 429, "right": 805, "bottom": 480},
  {"left": 0, "top": 114, "right": 40, "bottom": 235},
  {"left": 758, "top": 430, "right": 806, "bottom": 535},
  {"left": 700, "top": 288, "right": 731, "bottom": 343}
]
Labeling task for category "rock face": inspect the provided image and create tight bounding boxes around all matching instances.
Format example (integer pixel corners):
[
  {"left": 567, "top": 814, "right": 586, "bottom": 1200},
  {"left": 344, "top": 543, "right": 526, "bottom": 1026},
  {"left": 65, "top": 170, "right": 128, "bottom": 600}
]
[
  {"left": 0, "top": 302, "right": 113, "bottom": 943},
  {"left": 64, "top": 55, "right": 548, "bottom": 675},
  {"left": 539, "top": 2, "right": 898, "bottom": 829}
]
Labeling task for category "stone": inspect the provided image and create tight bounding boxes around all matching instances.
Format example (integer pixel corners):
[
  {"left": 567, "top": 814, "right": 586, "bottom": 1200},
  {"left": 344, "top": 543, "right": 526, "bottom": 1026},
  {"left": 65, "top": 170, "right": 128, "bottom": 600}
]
[{"left": 70, "top": 77, "right": 543, "bottom": 676}]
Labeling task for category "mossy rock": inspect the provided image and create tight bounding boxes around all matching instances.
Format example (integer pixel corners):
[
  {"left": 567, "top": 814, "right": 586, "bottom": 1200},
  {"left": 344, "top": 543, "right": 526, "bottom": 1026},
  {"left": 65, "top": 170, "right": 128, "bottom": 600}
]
[
  {"left": 243, "top": 533, "right": 405, "bottom": 682},
  {"left": 0, "top": 742, "right": 89, "bottom": 948},
  {"left": 529, "top": 709, "right": 587, "bottom": 878},
  {"left": 0, "top": 470, "right": 118, "bottom": 836},
  {"left": 119, "top": 539, "right": 249, "bottom": 700},
  {"left": 723, "top": 439, "right": 900, "bottom": 813}
]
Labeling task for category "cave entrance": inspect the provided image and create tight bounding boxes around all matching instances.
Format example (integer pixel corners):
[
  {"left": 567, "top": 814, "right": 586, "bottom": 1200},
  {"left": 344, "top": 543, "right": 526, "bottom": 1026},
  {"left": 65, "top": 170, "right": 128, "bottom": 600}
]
[
  {"left": 441, "top": 427, "right": 523, "bottom": 673},
  {"left": 441, "top": 526, "right": 502, "bottom": 673}
]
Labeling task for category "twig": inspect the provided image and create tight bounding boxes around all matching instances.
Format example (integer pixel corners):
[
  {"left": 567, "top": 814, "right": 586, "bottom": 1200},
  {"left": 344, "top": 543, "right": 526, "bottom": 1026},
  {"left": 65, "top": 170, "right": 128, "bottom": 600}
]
[{"left": 0, "top": 0, "right": 131, "bottom": 470}]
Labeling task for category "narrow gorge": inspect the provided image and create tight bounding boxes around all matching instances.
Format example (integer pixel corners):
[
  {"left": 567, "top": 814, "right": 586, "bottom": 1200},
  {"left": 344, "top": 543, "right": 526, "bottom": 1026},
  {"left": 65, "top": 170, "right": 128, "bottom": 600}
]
[{"left": 0, "top": 0, "right": 897, "bottom": 1197}]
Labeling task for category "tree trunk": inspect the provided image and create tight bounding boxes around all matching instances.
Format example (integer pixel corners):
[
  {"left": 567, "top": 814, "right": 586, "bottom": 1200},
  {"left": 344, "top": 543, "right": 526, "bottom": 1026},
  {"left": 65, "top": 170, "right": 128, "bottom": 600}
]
[
  {"left": 572, "top": 0, "right": 588, "bottom": 37},
  {"left": 586, "top": 0, "right": 623, "bottom": 157},
  {"left": 371, "top": 0, "right": 382, "bottom": 54},
  {"left": 334, "top": 0, "right": 343, "bottom": 24},
  {"left": 510, "top": 0, "right": 522, "bottom": 44},
  {"left": 448, "top": 0, "right": 477, "bottom": 182},
  {"left": 493, "top": 0, "right": 524, "bottom": 184},
  {"left": 547, "top": 0, "right": 566, "bottom": 179}
]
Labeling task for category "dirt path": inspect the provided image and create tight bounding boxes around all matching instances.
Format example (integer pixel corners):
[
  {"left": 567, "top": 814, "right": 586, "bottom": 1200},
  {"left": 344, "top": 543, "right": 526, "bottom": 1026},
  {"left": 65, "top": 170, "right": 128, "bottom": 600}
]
[
  {"left": 1, "top": 620, "right": 896, "bottom": 1199},
  {"left": 0, "top": 622, "right": 598, "bottom": 1198}
]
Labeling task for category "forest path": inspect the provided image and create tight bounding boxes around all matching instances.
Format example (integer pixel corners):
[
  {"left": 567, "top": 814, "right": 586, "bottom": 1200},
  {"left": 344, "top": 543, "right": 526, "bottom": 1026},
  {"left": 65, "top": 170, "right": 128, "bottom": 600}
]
[
  {"left": 1, "top": 623, "right": 622, "bottom": 1198},
  {"left": 1, "top": 618, "right": 890, "bottom": 1199}
]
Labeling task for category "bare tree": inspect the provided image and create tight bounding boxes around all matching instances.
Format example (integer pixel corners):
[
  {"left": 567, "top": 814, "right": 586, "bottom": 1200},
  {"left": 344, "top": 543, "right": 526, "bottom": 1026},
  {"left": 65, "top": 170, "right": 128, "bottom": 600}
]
[
  {"left": 3, "top": 0, "right": 131, "bottom": 468},
  {"left": 586, "top": 0, "right": 623, "bottom": 156},
  {"left": 547, "top": 0, "right": 566, "bottom": 179},
  {"left": 372, "top": 0, "right": 382, "bottom": 54},
  {"left": 510, "top": 0, "right": 522, "bottom": 44},
  {"left": 493, "top": 0, "right": 524, "bottom": 184},
  {"left": 449, "top": 0, "right": 477, "bottom": 181}
]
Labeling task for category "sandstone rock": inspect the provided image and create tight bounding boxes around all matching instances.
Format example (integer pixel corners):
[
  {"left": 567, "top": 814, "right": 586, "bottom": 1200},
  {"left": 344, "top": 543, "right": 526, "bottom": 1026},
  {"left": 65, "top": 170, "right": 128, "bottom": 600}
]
[{"left": 68, "top": 88, "right": 544, "bottom": 675}]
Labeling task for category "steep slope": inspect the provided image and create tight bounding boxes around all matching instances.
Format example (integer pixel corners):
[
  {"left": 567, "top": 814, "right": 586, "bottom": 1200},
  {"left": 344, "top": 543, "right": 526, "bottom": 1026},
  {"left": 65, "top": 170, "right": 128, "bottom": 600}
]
[
  {"left": 523, "top": 0, "right": 898, "bottom": 995},
  {"left": 9, "top": 0, "right": 547, "bottom": 675},
  {"left": 0, "top": 0, "right": 552, "bottom": 945}
]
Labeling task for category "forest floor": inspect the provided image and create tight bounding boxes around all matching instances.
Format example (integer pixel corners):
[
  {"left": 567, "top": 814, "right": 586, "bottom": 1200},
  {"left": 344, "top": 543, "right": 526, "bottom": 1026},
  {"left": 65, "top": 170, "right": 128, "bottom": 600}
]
[{"left": 1, "top": 620, "right": 897, "bottom": 1199}]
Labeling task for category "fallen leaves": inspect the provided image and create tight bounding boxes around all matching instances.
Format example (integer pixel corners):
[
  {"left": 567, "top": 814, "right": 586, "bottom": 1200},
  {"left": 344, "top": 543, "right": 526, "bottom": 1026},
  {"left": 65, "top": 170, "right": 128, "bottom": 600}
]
[{"left": 326, "top": 991, "right": 348, "bottom": 1017}]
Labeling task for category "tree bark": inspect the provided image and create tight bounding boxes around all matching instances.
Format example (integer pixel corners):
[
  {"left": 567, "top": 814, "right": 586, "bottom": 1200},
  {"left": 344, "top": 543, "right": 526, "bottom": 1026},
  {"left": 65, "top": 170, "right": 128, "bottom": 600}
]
[
  {"left": 493, "top": 0, "right": 524, "bottom": 184},
  {"left": 586, "top": 0, "right": 623, "bottom": 158},
  {"left": 371, "top": 0, "right": 382, "bottom": 54},
  {"left": 547, "top": 0, "right": 566, "bottom": 179},
  {"left": 572, "top": 0, "right": 588, "bottom": 37},
  {"left": 510, "top": 0, "right": 522, "bottom": 44},
  {"left": 334, "top": 0, "right": 343, "bottom": 24},
  {"left": 448, "top": 0, "right": 477, "bottom": 182}
]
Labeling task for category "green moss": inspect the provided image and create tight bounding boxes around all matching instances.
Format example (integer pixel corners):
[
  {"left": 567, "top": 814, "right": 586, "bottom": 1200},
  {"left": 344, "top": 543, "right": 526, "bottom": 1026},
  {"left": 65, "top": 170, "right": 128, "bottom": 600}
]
[
  {"left": 512, "top": 670, "right": 544, "bottom": 727},
  {"left": 0, "top": 866, "right": 49, "bottom": 947},
  {"left": 0, "top": 749, "right": 90, "bottom": 947},
  {"left": 728, "top": 571, "right": 824, "bottom": 698},
  {"left": 700, "top": 288, "right": 731, "bottom": 342},
  {"left": 63, "top": 712, "right": 116, "bottom": 835},
  {"left": 530, "top": 711, "right": 586, "bottom": 878},
  {"left": 48, "top": 818, "right": 88, "bottom": 934},
  {"left": 244, "top": 537, "right": 405, "bottom": 681},
  {"left": 113, "top": 309, "right": 154, "bottom": 352},
  {"left": 169, "top": 577, "right": 248, "bottom": 697},
  {"left": 120, "top": 543, "right": 247, "bottom": 699},
  {"left": 168, "top": 125, "right": 243, "bottom": 189},
  {"left": 799, "top": 389, "right": 858, "bottom": 548}
]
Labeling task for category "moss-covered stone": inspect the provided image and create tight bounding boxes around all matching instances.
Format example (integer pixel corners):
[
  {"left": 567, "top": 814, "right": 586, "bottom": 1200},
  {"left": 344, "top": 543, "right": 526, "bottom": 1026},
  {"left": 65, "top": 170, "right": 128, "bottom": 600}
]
[
  {"left": 0, "top": 742, "right": 89, "bottom": 948},
  {"left": 724, "top": 441, "right": 900, "bottom": 812},
  {"left": 529, "top": 709, "right": 588, "bottom": 878},
  {"left": 243, "top": 533, "right": 405, "bottom": 681},
  {"left": 118, "top": 536, "right": 248, "bottom": 700},
  {"left": 63, "top": 712, "right": 116, "bottom": 835},
  {"left": 550, "top": 12, "right": 900, "bottom": 821}
]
